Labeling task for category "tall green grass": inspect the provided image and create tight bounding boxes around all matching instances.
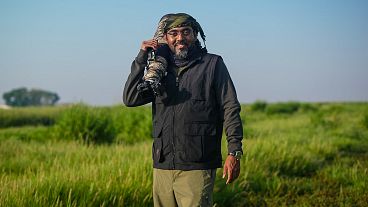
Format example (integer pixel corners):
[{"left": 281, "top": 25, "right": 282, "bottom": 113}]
[
  {"left": 0, "top": 104, "right": 153, "bottom": 144},
  {"left": 111, "top": 105, "right": 152, "bottom": 145},
  {"left": 0, "top": 126, "right": 51, "bottom": 142},
  {"left": 0, "top": 106, "right": 64, "bottom": 128},
  {"left": 0, "top": 102, "right": 367, "bottom": 206},
  {"left": 54, "top": 104, "right": 115, "bottom": 144},
  {"left": 0, "top": 140, "right": 153, "bottom": 206}
]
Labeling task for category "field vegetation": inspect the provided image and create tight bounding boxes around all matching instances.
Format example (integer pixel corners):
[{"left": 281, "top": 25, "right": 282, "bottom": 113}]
[{"left": 0, "top": 102, "right": 367, "bottom": 206}]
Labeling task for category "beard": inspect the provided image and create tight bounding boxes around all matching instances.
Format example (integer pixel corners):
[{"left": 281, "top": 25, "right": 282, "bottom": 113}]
[
  {"left": 175, "top": 47, "right": 189, "bottom": 59},
  {"left": 173, "top": 40, "right": 191, "bottom": 59}
]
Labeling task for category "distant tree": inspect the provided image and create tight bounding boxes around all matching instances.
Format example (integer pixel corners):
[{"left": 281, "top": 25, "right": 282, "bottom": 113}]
[{"left": 3, "top": 87, "right": 60, "bottom": 107}]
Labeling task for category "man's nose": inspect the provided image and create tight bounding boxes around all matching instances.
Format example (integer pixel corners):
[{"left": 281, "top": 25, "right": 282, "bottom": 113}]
[{"left": 176, "top": 33, "right": 184, "bottom": 40}]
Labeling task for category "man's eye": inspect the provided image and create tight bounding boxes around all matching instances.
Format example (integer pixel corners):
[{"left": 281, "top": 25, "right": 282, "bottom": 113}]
[
  {"left": 167, "top": 29, "right": 191, "bottom": 37},
  {"left": 183, "top": 30, "right": 190, "bottom": 35}
]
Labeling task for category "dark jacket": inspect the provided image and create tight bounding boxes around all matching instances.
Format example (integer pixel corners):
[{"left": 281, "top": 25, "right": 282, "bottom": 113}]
[{"left": 123, "top": 49, "right": 243, "bottom": 170}]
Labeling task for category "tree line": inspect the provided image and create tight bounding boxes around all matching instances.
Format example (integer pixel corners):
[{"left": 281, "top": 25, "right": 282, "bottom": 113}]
[{"left": 2, "top": 87, "right": 59, "bottom": 107}]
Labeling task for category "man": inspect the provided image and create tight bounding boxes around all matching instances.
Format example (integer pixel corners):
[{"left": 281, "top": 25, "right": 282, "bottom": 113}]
[{"left": 123, "top": 13, "right": 243, "bottom": 207}]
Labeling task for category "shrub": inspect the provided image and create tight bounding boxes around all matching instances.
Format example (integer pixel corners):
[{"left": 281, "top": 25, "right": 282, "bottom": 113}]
[
  {"left": 112, "top": 106, "right": 152, "bottom": 144},
  {"left": 54, "top": 104, "right": 115, "bottom": 144},
  {"left": 250, "top": 100, "right": 267, "bottom": 112},
  {"left": 299, "top": 103, "right": 319, "bottom": 112},
  {"left": 265, "top": 102, "right": 300, "bottom": 115}
]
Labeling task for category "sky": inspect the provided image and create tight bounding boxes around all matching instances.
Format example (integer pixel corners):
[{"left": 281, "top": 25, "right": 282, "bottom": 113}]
[{"left": 1, "top": 0, "right": 368, "bottom": 106}]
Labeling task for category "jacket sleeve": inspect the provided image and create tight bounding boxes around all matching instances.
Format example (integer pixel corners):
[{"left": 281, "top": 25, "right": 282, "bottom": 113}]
[
  {"left": 122, "top": 49, "right": 154, "bottom": 107},
  {"left": 214, "top": 57, "right": 243, "bottom": 154}
]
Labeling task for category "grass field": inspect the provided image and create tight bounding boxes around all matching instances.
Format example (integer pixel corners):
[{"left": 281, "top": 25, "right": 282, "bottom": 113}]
[{"left": 0, "top": 102, "right": 367, "bottom": 206}]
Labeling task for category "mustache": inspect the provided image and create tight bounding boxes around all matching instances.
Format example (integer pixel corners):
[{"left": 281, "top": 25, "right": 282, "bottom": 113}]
[{"left": 174, "top": 40, "right": 187, "bottom": 47}]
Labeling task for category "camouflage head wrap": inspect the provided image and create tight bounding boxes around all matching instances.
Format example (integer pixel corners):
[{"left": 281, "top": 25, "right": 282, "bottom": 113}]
[{"left": 153, "top": 13, "right": 206, "bottom": 46}]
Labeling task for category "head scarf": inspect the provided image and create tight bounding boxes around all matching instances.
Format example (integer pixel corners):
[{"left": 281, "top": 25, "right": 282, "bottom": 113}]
[
  {"left": 140, "top": 14, "right": 207, "bottom": 96},
  {"left": 153, "top": 13, "right": 206, "bottom": 47}
]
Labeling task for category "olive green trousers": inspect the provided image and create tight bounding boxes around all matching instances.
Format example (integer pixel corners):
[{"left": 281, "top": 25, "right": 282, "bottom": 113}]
[{"left": 153, "top": 168, "right": 217, "bottom": 207}]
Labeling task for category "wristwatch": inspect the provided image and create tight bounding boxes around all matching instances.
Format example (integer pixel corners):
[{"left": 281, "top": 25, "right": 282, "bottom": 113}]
[{"left": 229, "top": 151, "right": 243, "bottom": 160}]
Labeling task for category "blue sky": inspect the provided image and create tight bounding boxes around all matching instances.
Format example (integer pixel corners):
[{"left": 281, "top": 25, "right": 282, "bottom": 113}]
[{"left": 1, "top": 0, "right": 367, "bottom": 105}]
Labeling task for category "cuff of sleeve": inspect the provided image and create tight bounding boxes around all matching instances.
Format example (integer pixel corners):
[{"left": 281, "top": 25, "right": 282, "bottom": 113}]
[
  {"left": 227, "top": 142, "right": 243, "bottom": 154},
  {"left": 135, "top": 49, "right": 148, "bottom": 64}
]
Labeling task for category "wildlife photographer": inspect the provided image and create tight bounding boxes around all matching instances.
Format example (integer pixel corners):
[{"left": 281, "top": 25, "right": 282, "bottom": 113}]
[{"left": 123, "top": 13, "right": 243, "bottom": 207}]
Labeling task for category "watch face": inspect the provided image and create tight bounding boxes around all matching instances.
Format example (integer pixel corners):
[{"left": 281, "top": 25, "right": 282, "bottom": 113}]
[{"left": 235, "top": 151, "right": 242, "bottom": 159}]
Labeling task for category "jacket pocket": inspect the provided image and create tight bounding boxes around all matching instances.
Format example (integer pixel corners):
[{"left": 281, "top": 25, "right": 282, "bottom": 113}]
[
  {"left": 189, "top": 80, "right": 206, "bottom": 113},
  {"left": 184, "top": 122, "right": 217, "bottom": 162},
  {"left": 189, "top": 98, "right": 206, "bottom": 113},
  {"left": 185, "top": 122, "right": 216, "bottom": 136}
]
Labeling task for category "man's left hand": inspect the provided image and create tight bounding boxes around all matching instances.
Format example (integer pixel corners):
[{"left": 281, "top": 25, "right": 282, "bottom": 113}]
[{"left": 223, "top": 155, "right": 241, "bottom": 184}]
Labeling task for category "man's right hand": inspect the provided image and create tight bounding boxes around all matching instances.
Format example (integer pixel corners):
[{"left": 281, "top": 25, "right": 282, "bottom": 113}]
[{"left": 141, "top": 39, "right": 158, "bottom": 51}]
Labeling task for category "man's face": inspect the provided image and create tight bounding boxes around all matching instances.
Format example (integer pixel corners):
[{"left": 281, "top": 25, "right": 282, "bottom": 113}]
[{"left": 164, "top": 26, "right": 197, "bottom": 59}]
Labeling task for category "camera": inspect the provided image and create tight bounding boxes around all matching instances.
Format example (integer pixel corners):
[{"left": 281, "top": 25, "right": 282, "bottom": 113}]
[{"left": 137, "top": 45, "right": 169, "bottom": 96}]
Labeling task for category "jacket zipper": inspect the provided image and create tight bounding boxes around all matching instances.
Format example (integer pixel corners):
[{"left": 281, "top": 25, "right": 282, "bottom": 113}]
[
  {"left": 172, "top": 105, "right": 176, "bottom": 170},
  {"left": 172, "top": 67, "right": 185, "bottom": 169},
  {"left": 172, "top": 74, "right": 180, "bottom": 169}
]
